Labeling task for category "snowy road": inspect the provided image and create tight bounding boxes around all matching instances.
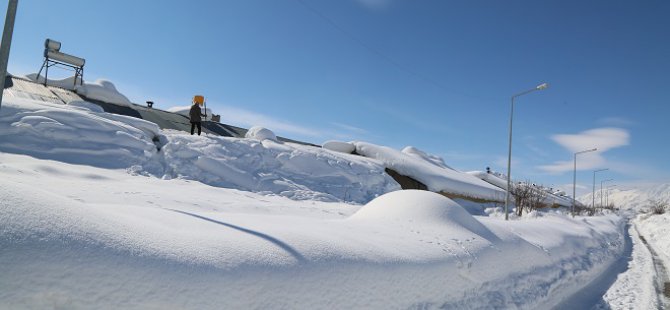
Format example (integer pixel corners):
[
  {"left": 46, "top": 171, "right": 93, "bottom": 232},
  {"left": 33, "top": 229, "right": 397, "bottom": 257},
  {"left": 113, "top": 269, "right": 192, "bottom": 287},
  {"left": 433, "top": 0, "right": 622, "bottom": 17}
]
[
  {"left": 635, "top": 220, "right": 670, "bottom": 308},
  {"left": 555, "top": 224, "right": 633, "bottom": 309},
  {"left": 595, "top": 215, "right": 669, "bottom": 309}
]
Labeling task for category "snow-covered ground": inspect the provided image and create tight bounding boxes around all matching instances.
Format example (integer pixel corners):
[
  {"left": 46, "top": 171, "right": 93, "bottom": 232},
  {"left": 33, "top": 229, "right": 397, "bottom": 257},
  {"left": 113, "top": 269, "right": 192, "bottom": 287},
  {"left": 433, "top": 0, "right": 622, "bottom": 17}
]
[{"left": 0, "top": 93, "right": 666, "bottom": 309}]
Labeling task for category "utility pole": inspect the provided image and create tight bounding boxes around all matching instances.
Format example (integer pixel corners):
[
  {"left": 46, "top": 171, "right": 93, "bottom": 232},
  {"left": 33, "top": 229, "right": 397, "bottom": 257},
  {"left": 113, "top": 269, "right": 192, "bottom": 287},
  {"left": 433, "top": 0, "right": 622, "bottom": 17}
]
[{"left": 0, "top": 0, "right": 19, "bottom": 111}]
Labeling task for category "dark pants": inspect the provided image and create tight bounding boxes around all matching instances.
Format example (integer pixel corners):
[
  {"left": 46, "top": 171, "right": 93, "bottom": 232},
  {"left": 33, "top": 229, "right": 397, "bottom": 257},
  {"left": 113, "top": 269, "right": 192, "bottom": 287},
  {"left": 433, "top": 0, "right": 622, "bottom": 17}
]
[{"left": 190, "top": 122, "right": 202, "bottom": 135}]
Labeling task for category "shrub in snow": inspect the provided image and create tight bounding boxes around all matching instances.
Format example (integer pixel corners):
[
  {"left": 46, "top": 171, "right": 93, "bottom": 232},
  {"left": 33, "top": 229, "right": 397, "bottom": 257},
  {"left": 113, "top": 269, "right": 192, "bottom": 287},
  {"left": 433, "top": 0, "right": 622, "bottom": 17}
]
[
  {"left": 245, "top": 126, "right": 277, "bottom": 142},
  {"left": 648, "top": 199, "right": 668, "bottom": 214},
  {"left": 322, "top": 140, "right": 355, "bottom": 154}
]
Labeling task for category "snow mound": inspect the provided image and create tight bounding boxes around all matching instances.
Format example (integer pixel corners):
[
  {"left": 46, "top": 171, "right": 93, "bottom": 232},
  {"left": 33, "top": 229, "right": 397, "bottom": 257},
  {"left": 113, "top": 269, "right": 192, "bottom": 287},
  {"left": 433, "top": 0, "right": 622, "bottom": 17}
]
[
  {"left": 401, "top": 146, "right": 453, "bottom": 170},
  {"left": 74, "top": 79, "right": 132, "bottom": 107},
  {"left": 167, "top": 105, "right": 214, "bottom": 121},
  {"left": 351, "top": 190, "right": 496, "bottom": 238},
  {"left": 322, "top": 140, "right": 355, "bottom": 154},
  {"left": 245, "top": 126, "right": 277, "bottom": 142}
]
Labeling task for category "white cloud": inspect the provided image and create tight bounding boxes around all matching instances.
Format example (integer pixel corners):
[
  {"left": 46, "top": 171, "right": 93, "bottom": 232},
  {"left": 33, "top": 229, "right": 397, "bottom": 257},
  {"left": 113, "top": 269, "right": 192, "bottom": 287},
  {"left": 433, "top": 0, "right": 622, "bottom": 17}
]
[{"left": 538, "top": 128, "right": 630, "bottom": 173}]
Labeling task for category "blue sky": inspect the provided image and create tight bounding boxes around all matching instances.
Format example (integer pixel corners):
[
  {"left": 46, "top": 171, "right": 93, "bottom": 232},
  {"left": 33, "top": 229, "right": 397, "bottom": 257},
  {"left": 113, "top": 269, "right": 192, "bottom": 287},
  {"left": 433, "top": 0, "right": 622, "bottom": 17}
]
[{"left": 5, "top": 0, "right": 669, "bottom": 195}]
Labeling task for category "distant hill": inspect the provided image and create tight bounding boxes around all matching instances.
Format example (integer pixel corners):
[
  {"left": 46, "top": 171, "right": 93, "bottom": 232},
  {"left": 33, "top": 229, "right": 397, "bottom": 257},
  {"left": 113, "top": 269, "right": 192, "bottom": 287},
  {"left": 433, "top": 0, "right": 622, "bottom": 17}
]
[{"left": 579, "top": 183, "right": 670, "bottom": 212}]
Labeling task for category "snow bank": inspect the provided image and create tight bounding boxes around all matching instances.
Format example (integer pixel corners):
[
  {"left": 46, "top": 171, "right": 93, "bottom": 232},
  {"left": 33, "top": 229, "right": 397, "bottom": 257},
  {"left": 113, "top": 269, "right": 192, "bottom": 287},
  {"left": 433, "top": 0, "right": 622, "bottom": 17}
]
[
  {"left": 245, "top": 126, "right": 277, "bottom": 141},
  {"left": 599, "top": 224, "right": 659, "bottom": 309},
  {"left": 24, "top": 74, "right": 133, "bottom": 107},
  {"left": 322, "top": 140, "right": 355, "bottom": 154},
  {"left": 636, "top": 213, "right": 670, "bottom": 272},
  {"left": 167, "top": 105, "right": 214, "bottom": 121},
  {"left": 74, "top": 79, "right": 132, "bottom": 107},
  {"left": 0, "top": 97, "right": 159, "bottom": 169},
  {"left": 0, "top": 158, "right": 628, "bottom": 309},
  {"left": 353, "top": 141, "right": 505, "bottom": 201},
  {"left": 467, "top": 170, "right": 509, "bottom": 189},
  {"left": 156, "top": 132, "right": 399, "bottom": 203}
]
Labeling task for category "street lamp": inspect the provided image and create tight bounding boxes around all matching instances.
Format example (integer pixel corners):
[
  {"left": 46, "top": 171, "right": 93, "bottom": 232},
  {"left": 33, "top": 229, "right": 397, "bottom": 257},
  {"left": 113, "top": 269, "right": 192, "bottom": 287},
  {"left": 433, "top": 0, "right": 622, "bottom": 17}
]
[
  {"left": 504, "top": 82, "right": 548, "bottom": 220},
  {"left": 601, "top": 178, "right": 613, "bottom": 207},
  {"left": 592, "top": 168, "right": 609, "bottom": 208},
  {"left": 572, "top": 148, "right": 597, "bottom": 216},
  {"left": 0, "top": 0, "right": 19, "bottom": 111}
]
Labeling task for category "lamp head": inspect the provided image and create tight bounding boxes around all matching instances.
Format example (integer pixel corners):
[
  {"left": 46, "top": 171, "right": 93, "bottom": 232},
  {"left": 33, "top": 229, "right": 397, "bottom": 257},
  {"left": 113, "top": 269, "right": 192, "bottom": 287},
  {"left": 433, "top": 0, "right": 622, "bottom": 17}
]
[{"left": 536, "top": 83, "right": 549, "bottom": 90}]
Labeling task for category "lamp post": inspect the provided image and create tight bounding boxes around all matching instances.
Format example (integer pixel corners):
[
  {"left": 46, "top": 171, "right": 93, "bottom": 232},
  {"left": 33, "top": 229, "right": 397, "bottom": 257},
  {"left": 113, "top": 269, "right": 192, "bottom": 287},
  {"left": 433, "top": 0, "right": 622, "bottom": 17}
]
[
  {"left": 0, "top": 0, "right": 19, "bottom": 111},
  {"left": 600, "top": 178, "right": 613, "bottom": 207},
  {"left": 592, "top": 168, "right": 608, "bottom": 208},
  {"left": 572, "top": 148, "right": 597, "bottom": 216},
  {"left": 504, "top": 82, "right": 548, "bottom": 221}
]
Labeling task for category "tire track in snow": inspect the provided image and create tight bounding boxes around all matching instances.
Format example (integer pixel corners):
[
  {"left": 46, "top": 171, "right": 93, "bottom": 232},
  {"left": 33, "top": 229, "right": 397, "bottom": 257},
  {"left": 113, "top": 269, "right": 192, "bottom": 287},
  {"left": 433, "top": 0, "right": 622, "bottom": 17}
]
[
  {"left": 634, "top": 223, "right": 670, "bottom": 307},
  {"left": 553, "top": 223, "right": 633, "bottom": 310}
]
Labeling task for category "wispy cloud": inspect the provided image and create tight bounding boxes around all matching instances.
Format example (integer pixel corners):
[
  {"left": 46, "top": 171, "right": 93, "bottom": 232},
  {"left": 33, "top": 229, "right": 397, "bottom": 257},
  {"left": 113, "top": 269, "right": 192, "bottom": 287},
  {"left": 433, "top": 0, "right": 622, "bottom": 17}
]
[
  {"left": 330, "top": 122, "right": 368, "bottom": 135},
  {"left": 538, "top": 127, "right": 630, "bottom": 173},
  {"left": 218, "top": 105, "right": 323, "bottom": 138},
  {"left": 597, "top": 117, "right": 635, "bottom": 127}
]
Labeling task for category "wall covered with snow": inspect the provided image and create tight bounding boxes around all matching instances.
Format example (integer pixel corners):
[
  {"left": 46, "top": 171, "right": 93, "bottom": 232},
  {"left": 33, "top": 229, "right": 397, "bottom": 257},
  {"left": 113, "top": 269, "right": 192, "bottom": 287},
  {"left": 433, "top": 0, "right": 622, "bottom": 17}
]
[{"left": 352, "top": 141, "right": 506, "bottom": 201}]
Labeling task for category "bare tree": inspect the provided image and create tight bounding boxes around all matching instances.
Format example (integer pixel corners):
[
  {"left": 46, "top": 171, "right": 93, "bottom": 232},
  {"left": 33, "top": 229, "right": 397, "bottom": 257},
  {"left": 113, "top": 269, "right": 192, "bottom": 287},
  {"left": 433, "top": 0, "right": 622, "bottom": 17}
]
[
  {"left": 649, "top": 199, "right": 668, "bottom": 215},
  {"left": 510, "top": 181, "right": 550, "bottom": 216},
  {"left": 527, "top": 185, "right": 548, "bottom": 213},
  {"left": 510, "top": 182, "right": 533, "bottom": 216}
]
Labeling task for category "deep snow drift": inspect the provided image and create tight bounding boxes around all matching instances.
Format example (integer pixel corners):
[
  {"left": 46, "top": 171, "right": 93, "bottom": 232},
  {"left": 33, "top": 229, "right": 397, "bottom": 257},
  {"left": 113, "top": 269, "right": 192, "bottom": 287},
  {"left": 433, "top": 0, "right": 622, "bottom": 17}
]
[{"left": 0, "top": 93, "right": 640, "bottom": 309}]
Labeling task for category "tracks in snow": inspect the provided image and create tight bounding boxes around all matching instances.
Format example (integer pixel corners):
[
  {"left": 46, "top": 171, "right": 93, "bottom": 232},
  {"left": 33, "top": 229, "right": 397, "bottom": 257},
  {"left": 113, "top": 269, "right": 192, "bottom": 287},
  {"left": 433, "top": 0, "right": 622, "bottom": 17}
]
[{"left": 634, "top": 223, "right": 670, "bottom": 307}]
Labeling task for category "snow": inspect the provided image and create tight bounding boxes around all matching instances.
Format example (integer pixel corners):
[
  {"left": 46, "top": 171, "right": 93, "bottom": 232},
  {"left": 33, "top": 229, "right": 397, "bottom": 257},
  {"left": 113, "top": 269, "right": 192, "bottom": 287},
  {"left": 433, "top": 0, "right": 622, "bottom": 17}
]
[
  {"left": 580, "top": 183, "right": 670, "bottom": 212},
  {"left": 74, "top": 79, "right": 133, "bottom": 107},
  {"left": 352, "top": 141, "right": 506, "bottom": 201},
  {"left": 322, "top": 140, "right": 356, "bottom": 154},
  {"left": 401, "top": 146, "right": 454, "bottom": 170},
  {"left": 154, "top": 131, "right": 398, "bottom": 203},
  {"left": 245, "top": 126, "right": 277, "bottom": 141},
  {"left": 637, "top": 213, "right": 670, "bottom": 266},
  {"left": 0, "top": 151, "right": 627, "bottom": 308},
  {"left": 24, "top": 73, "right": 80, "bottom": 90},
  {"left": 24, "top": 74, "right": 133, "bottom": 106},
  {"left": 0, "top": 97, "right": 159, "bottom": 169},
  {"left": 0, "top": 93, "right": 661, "bottom": 309},
  {"left": 468, "top": 170, "right": 573, "bottom": 207},
  {"left": 598, "top": 223, "right": 660, "bottom": 309}
]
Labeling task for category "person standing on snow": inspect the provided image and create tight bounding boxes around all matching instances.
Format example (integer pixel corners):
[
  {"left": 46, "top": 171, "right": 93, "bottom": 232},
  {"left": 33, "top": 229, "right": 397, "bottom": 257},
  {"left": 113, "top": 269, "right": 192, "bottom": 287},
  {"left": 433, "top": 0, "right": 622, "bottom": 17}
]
[{"left": 189, "top": 95, "right": 206, "bottom": 135}]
